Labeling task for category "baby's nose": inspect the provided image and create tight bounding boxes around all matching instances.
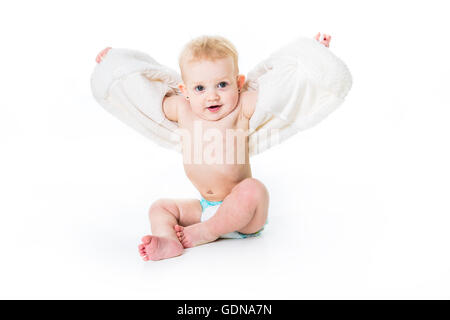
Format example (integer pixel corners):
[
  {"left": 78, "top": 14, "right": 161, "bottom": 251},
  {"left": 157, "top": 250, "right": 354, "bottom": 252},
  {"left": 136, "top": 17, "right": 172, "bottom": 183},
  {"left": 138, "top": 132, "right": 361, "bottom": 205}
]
[{"left": 206, "top": 90, "right": 220, "bottom": 101}]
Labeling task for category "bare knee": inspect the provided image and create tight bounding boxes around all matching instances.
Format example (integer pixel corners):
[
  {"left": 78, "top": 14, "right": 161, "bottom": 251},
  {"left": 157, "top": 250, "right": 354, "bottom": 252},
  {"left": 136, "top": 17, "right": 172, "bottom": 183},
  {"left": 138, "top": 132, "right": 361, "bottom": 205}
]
[
  {"left": 229, "top": 178, "right": 269, "bottom": 220},
  {"left": 148, "top": 199, "right": 180, "bottom": 220},
  {"left": 233, "top": 178, "right": 269, "bottom": 233},
  {"left": 234, "top": 178, "right": 269, "bottom": 205}
]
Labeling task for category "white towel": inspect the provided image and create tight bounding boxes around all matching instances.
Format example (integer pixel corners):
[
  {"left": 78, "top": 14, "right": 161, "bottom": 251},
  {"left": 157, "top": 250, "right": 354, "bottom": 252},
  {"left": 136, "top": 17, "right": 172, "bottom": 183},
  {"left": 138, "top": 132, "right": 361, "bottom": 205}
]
[{"left": 90, "top": 37, "right": 352, "bottom": 155}]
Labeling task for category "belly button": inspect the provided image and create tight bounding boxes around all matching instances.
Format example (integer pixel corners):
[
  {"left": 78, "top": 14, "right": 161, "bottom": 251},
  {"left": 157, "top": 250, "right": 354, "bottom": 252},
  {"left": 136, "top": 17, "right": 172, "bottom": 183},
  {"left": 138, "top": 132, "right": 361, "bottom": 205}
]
[{"left": 207, "top": 190, "right": 213, "bottom": 194}]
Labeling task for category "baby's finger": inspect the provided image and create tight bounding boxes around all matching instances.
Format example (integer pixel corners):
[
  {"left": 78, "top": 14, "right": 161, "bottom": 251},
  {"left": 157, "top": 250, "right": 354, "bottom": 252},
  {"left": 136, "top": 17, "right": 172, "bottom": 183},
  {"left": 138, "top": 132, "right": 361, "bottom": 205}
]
[
  {"left": 315, "top": 32, "right": 321, "bottom": 41},
  {"left": 96, "top": 53, "right": 104, "bottom": 63},
  {"left": 95, "top": 47, "right": 111, "bottom": 63}
]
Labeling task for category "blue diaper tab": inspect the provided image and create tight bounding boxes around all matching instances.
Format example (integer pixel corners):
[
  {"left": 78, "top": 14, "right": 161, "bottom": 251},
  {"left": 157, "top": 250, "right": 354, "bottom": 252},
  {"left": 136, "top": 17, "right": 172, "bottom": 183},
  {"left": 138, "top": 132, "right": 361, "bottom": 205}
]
[{"left": 200, "top": 198, "right": 223, "bottom": 212}]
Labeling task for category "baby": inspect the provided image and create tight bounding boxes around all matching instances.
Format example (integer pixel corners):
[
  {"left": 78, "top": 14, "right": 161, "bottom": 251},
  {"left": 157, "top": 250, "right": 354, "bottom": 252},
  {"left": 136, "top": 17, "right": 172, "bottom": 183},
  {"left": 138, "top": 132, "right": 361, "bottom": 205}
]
[{"left": 96, "top": 33, "right": 331, "bottom": 261}]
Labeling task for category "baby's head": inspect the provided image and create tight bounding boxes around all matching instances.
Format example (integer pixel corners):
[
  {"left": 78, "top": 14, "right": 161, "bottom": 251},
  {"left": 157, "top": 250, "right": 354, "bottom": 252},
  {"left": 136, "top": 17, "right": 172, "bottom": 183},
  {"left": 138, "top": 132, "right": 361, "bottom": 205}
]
[{"left": 178, "top": 35, "right": 245, "bottom": 121}]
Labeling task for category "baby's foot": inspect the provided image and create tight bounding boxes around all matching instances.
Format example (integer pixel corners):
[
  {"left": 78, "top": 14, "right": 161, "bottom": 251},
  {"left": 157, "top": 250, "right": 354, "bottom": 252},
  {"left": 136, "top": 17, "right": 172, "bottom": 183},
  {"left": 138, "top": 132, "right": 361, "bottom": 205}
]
[
  {"left": 174, "top": 224, "right": 219, "bottom": 248},
  {"left": 138, "top": 235, "right": 183, "bottom": 261}
]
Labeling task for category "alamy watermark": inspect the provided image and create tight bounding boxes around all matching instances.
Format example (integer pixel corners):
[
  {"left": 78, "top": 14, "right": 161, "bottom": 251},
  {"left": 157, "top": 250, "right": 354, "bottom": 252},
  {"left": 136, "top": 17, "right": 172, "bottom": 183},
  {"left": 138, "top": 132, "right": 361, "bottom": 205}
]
[{"left": 171, "top": 120, "right": 280, "bottom": 164}]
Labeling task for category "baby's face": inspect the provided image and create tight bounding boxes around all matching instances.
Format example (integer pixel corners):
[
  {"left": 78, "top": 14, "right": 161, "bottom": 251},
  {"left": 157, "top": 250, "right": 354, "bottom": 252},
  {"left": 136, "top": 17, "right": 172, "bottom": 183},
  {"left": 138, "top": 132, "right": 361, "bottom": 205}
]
[{"left": 180, "top": 57, "right": 241, "bottom": 121}]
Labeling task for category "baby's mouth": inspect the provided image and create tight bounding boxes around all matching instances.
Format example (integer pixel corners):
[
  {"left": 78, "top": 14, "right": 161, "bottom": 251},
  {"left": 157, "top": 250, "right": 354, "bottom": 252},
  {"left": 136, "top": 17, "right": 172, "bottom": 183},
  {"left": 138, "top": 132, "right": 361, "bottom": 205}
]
[{"left": 207, "top": 105, "right": 222, "bottom": 112}]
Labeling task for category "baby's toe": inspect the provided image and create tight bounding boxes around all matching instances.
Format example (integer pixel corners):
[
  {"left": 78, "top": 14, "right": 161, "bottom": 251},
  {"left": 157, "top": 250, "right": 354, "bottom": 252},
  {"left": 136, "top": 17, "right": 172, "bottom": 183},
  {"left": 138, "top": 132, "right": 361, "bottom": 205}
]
[
  {"left": 138, "top": 244, "right": 147, "bottom": 255},
  {"left": 181, "top": 238, "right": 191, "bottom": 248},
  {"left": 141, "top": 235, "right": 152, "bottom": 245}
]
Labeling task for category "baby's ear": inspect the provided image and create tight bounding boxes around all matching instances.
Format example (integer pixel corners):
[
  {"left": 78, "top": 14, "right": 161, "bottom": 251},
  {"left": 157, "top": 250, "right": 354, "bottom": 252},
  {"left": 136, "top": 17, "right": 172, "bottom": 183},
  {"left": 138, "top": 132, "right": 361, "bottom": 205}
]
[{"left": 237, "top": 75, "right": 246, "bottom": 90}]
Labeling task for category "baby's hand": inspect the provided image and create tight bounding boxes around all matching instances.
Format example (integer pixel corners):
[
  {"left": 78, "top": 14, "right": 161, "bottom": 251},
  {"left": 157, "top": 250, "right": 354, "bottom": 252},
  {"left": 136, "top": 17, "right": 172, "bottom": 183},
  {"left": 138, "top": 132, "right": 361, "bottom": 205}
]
[
  {"left": 315, "top": 33, "right": 331, "bottom": 47},
  {"left": 95, "top": 47, "right": 112, "bottom": 63}
]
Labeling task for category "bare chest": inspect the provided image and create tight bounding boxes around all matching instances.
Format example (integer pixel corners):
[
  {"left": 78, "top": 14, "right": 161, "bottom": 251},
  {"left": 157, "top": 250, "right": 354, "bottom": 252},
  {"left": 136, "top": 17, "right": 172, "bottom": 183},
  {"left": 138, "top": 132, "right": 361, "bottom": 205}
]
[{"left": 178, "top": 107, "right": 249, "bottom": 166}]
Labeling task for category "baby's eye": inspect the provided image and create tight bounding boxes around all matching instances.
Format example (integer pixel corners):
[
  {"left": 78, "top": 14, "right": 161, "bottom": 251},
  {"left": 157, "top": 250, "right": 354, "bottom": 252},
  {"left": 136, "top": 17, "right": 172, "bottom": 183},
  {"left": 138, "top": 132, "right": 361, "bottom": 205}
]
[
  {"left": 195, "top": 85, "right": 205, "bottom": 92},
  {"left": 217, "top": 82, "right": 228, "bottom": 88}
]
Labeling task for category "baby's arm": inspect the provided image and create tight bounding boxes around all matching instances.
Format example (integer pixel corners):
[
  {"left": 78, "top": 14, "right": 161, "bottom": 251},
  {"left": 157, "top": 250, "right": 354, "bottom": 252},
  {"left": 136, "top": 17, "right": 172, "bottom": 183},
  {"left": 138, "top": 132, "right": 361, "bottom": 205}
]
[
  {"left": 162, "top": 94, "right": 185, "bottom": 122},
  {"left": 241, "top": 33, "right": 331, "bottom": 120},
  {"left": 96, "top": 47, "right": 181, "bottom": 123},
  {"left": 240, "top": 90, "right": 258, "bottom": 120}
]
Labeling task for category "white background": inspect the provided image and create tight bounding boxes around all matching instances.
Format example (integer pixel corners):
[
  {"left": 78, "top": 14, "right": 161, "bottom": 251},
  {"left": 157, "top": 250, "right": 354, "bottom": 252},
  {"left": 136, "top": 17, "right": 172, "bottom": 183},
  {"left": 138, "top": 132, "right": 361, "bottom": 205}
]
[{"left": 1, "top": 0, "right": 449, "bottom": 299}]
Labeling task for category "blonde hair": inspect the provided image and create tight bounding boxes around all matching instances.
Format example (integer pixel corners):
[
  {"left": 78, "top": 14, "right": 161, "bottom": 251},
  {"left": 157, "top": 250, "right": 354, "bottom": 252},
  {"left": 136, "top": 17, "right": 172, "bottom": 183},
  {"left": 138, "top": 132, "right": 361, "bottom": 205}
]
[{"left": 179, "top": 35, "right": 239, "bottom": 79}]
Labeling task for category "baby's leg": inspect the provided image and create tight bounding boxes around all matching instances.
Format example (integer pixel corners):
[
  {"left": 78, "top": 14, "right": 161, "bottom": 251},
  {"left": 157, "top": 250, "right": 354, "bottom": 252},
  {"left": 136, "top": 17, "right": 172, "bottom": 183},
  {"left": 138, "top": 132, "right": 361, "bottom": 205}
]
[
  {"left": 138, "top": 198, "right": 202, "bottom": 261},
  {"left": 175, "top": 178, "right": 269, "bottom": 248}
]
